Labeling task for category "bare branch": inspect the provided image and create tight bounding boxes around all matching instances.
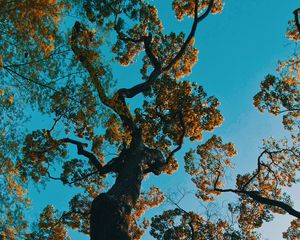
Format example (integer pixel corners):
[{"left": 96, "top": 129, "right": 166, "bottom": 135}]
[
  {"left": 4, "top": 48, "right": 70, "bottom": 68},
  {"left": 48, "top": 116, "right": 63, "bottom": 133},
  {"left": 165, "top": 194, "right": 196, "bottom": 240},
  {"left": 4, "top": 66, "right": 59, "bottom": 94},
  {"left": 242, "top": 150, "right": 266, "bottom": 189},
  {"left": 3, "top": 66, "right": 80, "bottom": 104},
  {"left": 47, "top": 170, "right": 98, "bottom": 185}
]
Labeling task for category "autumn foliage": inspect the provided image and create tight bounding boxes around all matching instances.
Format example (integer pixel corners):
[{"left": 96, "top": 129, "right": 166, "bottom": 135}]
[{"left": 0, "top": 1, "right": 299, "bottom": 240}]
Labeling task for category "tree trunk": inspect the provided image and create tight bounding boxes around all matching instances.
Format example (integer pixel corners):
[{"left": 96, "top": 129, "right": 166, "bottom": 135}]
[{"left": 90, "top": 142, "right": 144, "bottom": 240}]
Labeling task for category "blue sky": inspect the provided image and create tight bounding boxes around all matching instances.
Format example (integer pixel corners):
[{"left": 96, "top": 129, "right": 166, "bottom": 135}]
[{"left": 27, "top": 1, "right": 299, "bottom": 239}]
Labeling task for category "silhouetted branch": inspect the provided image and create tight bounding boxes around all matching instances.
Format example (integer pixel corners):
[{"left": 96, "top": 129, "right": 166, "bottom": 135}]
[
  {"left": 163, "top": 0, "right": 213, "bottom": 71},
  {"left": 47, "top": 170, "right": 98, "bottom": 185},
  {"left": 4, "top": 66, "right": 59, "bottom": 93},
  {"left": 48, "top": 115, "right": 63, "bottom": 133},
  {"left": 117, "top": 0, "right": 214, "bottom": 99},
  {"left": 117, "top": 68, "right": 161, "bottom": 99},
  {"left": 215, "top": 186, "right": 300, "bottom": 219},
  {"left": 166, "top": 113, "right": 186, "bottom": 165},
  {"left": 278, "top": 108, "right": 300, "bottom": 114},
  {"left": 197, "top": 0, "right": 214, "bottom": 23},
  {"left": 214, "top": 173, "right": 300, "bottom": 219},
  {"left": 115, "top": 30, "right": 161, "bottom": 70},
  {"left": 242, "top": 150, "right": 266, "bottom": 189},
  {"left": 293, "top": 8, "right": 300, "bottom": 35},
  {"left": 59, "top": 137, "right": 103, "bottom": 172},
  {"left": 3, "top": 66, "right": 80, "bottom": 104},
  {"left": 5, "top": 48, "right": 70, "bottom": 68},
  {"left": 165, "top": 194, "right": 195, "bottom": 240}
]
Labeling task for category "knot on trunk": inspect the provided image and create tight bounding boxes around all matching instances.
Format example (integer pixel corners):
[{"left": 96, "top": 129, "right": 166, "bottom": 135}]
[{"left": 144, "top": 148, "right": 165, "bottom": 175}]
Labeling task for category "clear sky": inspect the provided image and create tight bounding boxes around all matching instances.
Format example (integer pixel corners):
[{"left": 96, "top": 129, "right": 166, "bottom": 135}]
[{"left": 27, "top": 1, "right": 299, "bottom": 239}]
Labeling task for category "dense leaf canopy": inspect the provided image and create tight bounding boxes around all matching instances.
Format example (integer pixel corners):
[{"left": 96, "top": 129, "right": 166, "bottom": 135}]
[{"left": 0, "top": 1, "right": 299, "bottom": 240}]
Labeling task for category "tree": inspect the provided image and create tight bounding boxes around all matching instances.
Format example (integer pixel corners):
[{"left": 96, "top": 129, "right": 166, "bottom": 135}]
[
  {"left": 174, "top": 7, "right": 300, "bottom": 239},
  {"left": 0, "top": 0, "right": 70, "bottom": 238},
  {"left": 0, "top": 1, "right": 299, "bottom": 240}
]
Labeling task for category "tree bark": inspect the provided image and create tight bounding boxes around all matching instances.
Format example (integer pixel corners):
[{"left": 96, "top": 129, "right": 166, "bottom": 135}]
[{"left": 90, "top": 139, "right": 145, "bottom": 240}]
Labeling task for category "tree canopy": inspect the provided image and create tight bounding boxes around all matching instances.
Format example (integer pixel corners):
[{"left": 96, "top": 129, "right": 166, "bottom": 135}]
[{"left": 0, "top": 1, "right": 299, "bottom": 240}]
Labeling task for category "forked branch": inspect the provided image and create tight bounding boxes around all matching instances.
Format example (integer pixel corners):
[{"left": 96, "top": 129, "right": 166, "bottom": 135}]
[
  {"left": 164, "top": 0, "right": 214, "bottom": 71},
  {"left": 60, "top": 137, "right": 129, "bottom": 176},
  {"left": 214, "top": 184, "right": 300, "bottom": 219},
  {"left": 71, "top": 21, "right": 137, "bottom": 132},
  {"left": 117, "top": 0, "right": 214, "bottom": 99},
  {"left": 60, "top": 138, "right": 103, "bottom": 172},
  {"left": 214, "top": 164, "right": 300, "bottom": 219}
]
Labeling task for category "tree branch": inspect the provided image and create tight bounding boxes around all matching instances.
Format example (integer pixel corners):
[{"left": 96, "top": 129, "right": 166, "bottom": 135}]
[
  {"left": 117, "top": 0, "right": 214, "bottom": 100},
  {"left": 242, "top": 150, "right": 266, "bottom": 189},
  {"left": 197, "top": 0, "right": 214, "bottom": 23},
  {"left": 246, "top": 191, "right": 300, "bottom": 219},
  {"left": 112, "top": 1, "right": 161, "bottom": 70},
  {"left": 47, "top": 170, "right": 98, "bottom": 185},
  {"left": 4, "top": 66, "right": 58, "bottom": 94},
  {"left": 117, "top": 68, "right": 161, "bottom": 98},
  {"left": 5, "top": 48, "right": 70, "bottom": 68},
  {"left": 60, "top": 137, "right": 103, "bottom": 172},
  {"left": 143, "top": 34, "right": 161, "bottom": 69},
  {"left": 215, "top": 186, "right": 300, "bottom": 219},
  {"left": 165, "top": 194, "right": 196, "bottom": 240},
  {"left": 163, "top": 0, "right": 213, "bottom": 72},
  {"left": 70, "top": 22, "right": 113, "bottom": 109},
  {"left": 71, "top": 21, "right": 137, "bottom": 132},
  {"left": 115, "top": 30, "right": 161, "bottom": 69},
  {"left": 293, "top": 8, "right": 300, "bottom": 35},
  {"left": 166, "top": 113, "right": 186, "bottom": 165},
  {"left": 278, "top": 108, "right": 300, "bottom": 114},
  {"left": 46, "top": 125, "right": 129, "bottom": 178},
  {"left": 214, "top": 165, "right": 300, "bottom": 219},
  {"left": 3, "top": 66, "right": 80, "bottom": 104}
]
